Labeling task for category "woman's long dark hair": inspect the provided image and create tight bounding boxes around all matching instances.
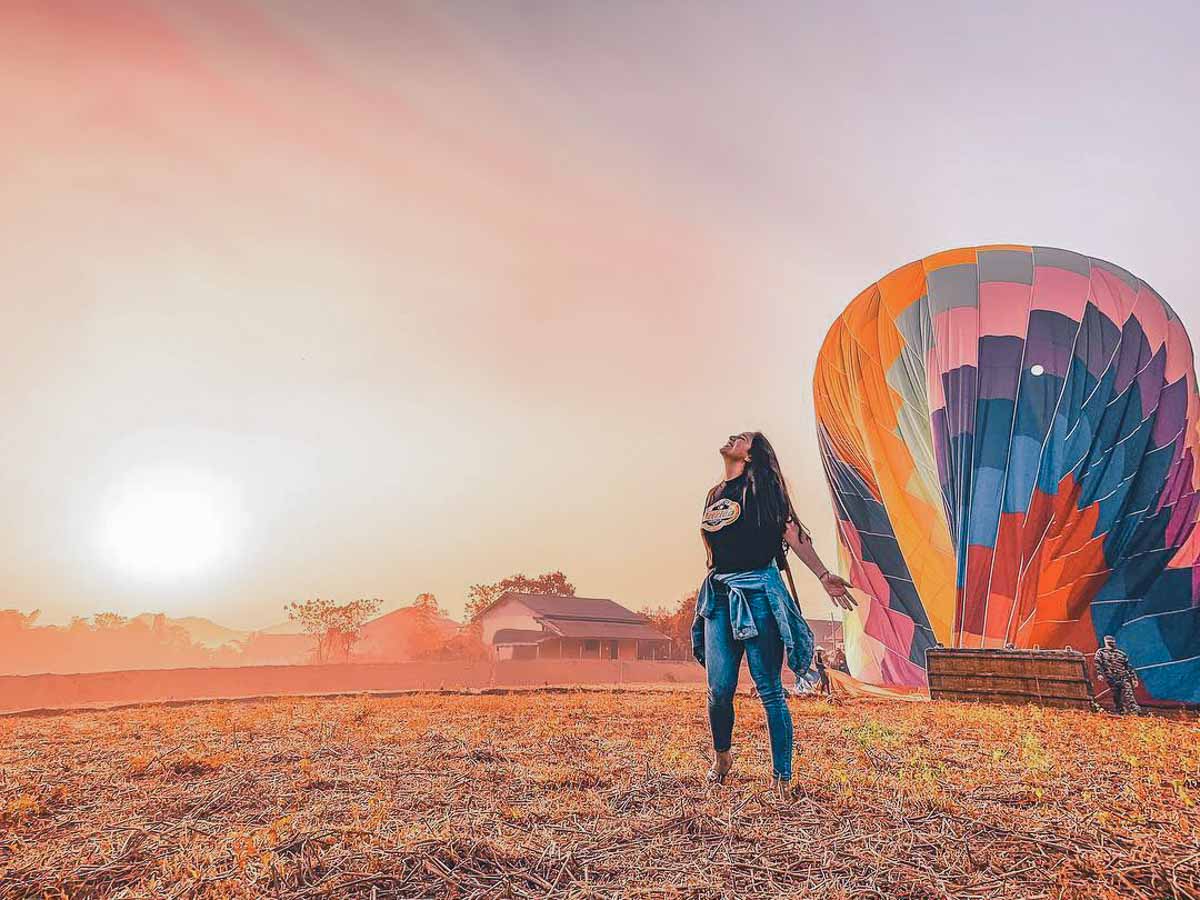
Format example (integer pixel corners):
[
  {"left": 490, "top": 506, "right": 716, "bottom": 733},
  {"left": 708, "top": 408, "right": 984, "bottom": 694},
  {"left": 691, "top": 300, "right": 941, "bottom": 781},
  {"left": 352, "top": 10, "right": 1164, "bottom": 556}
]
[
  {"left": 746, "top": 432, "right": 809, "bottom": 570},
  {"left": 745, "top": 432, "right": 799, "bottom": 537}
]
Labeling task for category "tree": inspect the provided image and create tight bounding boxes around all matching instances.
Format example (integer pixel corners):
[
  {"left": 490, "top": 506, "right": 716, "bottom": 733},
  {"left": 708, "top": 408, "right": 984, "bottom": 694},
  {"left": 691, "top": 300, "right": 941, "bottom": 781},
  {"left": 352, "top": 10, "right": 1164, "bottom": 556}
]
[
  {"left": 645, "top": 590, "right": 698, "bottom": 660},
  {"left": 413, "top": 592, "right": 441, "bottom": 614},
  {"left": 287, "top": 599, "right": 340, "bottom": 662},
  {"left": 410, "top": 593, "right": 446, "bottom": 658},
  {"left": 0, "top": 609, "right": 39, "bottom": 633},
  {"left": 286, "top": 597, "right": 382, "bottom": 664},
  {"left": 93, "top": 612, "right": 128, "bottom": 630},
  {"left": 147, "top": 613, "right": 193, "bottom": 654},
  {"left": 464, "top": 571, "right": 576, "bottom": 622},
  {"left": 428, "top": 626, "right": 490, "bottom": 662}
]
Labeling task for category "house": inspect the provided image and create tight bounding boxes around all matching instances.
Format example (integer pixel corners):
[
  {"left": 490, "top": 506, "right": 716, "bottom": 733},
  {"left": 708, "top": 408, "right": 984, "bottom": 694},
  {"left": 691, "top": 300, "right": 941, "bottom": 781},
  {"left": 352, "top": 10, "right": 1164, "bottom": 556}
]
[{"left": 477, "top": 593, "right": 670, "bottom": 661}]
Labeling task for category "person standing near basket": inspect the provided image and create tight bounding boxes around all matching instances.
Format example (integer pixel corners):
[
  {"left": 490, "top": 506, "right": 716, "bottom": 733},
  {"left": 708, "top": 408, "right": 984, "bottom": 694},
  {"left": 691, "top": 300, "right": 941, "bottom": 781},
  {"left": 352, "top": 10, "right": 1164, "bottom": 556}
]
[
  {"left": 813, "top": 647, "right": 831, "bottom": 696},
  {"left": 1094, "top": 635, "right": 1143, "bottom": 716}
]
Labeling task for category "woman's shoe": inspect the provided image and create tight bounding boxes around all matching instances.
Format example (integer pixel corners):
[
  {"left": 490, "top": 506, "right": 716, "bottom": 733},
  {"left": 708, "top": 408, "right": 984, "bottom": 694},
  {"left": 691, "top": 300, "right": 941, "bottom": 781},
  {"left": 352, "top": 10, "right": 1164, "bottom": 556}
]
[{"left": 706, "top": 750, "right": 734, "bottom": 784}]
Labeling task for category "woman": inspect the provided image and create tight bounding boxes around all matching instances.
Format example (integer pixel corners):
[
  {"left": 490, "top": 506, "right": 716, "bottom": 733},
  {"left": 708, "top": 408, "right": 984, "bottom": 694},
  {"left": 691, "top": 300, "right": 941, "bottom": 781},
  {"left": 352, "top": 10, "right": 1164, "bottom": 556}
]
[{"left": 691, "top": 431, "right": 855, "bottom": 796}]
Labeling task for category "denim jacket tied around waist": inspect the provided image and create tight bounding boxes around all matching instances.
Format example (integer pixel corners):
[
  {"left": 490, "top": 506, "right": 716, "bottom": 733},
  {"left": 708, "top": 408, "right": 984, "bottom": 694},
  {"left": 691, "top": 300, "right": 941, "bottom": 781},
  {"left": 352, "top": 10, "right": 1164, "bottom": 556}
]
[{"left": 690, "top": 562, "right": 815, "bottom": 677}]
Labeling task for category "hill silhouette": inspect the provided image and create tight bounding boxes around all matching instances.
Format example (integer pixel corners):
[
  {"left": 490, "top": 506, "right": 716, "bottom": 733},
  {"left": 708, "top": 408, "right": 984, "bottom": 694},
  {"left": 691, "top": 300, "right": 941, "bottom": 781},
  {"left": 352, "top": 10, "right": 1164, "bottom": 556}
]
[{"left": 130, "top": 614, "right": 248, "bottom": 648}]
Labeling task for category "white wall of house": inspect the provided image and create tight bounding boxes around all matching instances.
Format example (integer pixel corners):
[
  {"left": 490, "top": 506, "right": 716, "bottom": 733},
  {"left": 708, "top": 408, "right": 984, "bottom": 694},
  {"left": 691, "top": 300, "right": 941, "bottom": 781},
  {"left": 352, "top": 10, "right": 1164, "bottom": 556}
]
[{"left": 478, "top": 597, "right": 542, "bottom": 644}]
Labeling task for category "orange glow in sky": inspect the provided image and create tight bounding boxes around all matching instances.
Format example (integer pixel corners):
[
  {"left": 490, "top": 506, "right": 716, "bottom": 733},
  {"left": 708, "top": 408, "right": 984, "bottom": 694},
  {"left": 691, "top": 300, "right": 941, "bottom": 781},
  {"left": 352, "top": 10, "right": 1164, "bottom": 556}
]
[{"left": 2, "top": 0, "right": 1197, "bottom": 627}]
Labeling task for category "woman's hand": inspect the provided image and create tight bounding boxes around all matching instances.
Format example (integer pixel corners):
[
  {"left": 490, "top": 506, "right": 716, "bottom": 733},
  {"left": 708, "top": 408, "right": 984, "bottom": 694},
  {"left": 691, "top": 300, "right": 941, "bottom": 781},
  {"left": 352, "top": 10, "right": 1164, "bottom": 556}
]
[
  {"left": 784, "top": 517, "right": 858, "bottom": 610},
  {"left": 819, "top": 572, "right": 857, "bottom": 610}
]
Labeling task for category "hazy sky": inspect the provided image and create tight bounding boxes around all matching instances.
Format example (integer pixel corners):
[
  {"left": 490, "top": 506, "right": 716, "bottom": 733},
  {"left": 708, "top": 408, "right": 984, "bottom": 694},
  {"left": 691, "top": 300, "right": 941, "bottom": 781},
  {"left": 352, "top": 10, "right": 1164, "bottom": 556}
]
[{"left": 3, "top": 0, "right": 1198, "bottom": 628}]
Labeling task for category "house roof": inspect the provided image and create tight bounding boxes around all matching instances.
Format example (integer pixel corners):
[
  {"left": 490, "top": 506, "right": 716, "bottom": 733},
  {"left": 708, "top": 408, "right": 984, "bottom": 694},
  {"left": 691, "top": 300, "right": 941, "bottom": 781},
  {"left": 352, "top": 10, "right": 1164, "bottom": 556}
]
[
  {"left": 498, "top": 592, "right": 647, "bottom": 623},
  {"left": 492, "top": 628, "right": 550, "bottom": 646},
  {"left": 542, "top": 619, "right": 668, "bottom": 641},
  {"left": 482, "top": 592, "right": 668, "bottom": 643}
]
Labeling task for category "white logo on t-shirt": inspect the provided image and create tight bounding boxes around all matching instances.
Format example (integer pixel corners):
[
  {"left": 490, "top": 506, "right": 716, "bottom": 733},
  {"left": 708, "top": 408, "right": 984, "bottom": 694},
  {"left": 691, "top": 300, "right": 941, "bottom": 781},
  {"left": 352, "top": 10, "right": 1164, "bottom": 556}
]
[{"left": 701, "top": 497, "right": 741, "bottom": 532}]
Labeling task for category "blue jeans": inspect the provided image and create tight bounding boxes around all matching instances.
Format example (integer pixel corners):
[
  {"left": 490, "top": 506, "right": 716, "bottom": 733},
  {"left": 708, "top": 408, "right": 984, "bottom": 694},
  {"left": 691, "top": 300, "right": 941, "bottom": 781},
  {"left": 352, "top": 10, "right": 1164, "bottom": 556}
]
[{"left": 704, "top": 579, "right": 794, "bottom": 781}]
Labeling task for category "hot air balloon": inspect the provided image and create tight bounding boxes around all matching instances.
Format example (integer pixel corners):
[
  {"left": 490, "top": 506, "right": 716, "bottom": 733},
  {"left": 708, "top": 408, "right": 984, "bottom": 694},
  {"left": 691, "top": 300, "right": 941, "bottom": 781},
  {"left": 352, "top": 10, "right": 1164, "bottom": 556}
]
[{"left": 814, "top": 246, "right": 1200, "bottom": 703}]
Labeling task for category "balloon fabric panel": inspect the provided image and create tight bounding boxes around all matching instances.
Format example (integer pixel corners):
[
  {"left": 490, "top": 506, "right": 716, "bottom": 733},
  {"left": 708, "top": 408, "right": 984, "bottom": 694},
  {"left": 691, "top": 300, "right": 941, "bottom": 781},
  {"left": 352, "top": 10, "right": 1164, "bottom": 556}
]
[{"left": 814, "top": 246, "right": 1200, "bottom": 702}]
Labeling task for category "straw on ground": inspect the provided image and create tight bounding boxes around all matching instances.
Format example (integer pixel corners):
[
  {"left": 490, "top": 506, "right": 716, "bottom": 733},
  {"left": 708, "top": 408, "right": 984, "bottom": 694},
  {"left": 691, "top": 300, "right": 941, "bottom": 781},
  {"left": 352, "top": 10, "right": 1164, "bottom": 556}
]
[{"left": 0, "top": 690, "right": 1196, "bottom": 898}]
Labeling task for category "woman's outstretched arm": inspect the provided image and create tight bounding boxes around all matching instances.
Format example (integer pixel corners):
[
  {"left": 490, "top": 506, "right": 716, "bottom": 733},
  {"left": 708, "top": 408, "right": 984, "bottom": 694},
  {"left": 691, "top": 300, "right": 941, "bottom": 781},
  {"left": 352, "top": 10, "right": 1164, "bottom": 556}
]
[{"left": 784, "top": 520, "right": 857, "bottom": 611}]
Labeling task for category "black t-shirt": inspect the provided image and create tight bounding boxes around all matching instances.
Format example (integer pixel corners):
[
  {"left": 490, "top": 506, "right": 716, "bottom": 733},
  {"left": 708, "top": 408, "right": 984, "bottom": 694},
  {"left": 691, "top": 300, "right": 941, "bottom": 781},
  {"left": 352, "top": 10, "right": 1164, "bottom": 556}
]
[{"left": 701, "top": 473, "right": 785, "bottom": 574}]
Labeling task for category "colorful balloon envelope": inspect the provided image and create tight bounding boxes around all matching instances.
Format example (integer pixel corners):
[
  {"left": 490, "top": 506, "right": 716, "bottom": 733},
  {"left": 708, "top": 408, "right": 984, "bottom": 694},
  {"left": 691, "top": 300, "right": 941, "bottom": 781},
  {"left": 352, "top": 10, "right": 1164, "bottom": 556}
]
[{"left": 815, "top": 246, "right": 1200, "bottom": 703}]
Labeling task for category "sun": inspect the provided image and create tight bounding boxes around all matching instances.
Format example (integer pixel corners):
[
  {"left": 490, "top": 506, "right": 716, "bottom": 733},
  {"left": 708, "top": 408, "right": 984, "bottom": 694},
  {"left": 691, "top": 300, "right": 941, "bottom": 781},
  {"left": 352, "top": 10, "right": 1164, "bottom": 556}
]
[{"left": 98, "top": 468, "right": 241, "bottom": 581}]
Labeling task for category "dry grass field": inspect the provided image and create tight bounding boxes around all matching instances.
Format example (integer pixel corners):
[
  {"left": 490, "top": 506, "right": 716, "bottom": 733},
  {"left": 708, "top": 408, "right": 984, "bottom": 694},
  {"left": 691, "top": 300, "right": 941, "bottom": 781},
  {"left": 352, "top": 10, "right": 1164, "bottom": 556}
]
[{"left": 1, "top": 688, "right": 1197, "bottom": 899}]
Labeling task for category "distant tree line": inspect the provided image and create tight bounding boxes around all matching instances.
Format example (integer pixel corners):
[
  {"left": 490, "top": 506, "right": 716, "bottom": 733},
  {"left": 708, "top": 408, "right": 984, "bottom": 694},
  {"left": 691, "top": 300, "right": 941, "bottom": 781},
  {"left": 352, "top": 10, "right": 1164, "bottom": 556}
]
[
  {"left": 0, "top": 609, "right": 233, "bottom": 676},
  {"left": 0, "top": 568, "right": 687, "bottom": 675}
]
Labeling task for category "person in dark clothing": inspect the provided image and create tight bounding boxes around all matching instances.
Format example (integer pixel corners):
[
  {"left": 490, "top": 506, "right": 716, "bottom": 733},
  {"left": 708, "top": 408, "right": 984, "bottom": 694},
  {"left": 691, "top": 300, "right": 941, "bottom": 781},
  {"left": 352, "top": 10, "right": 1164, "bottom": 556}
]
[
  {"left": 1094, "top": 635, "right": 1143, "bottom": 716},
  {"left": 693, "top": 431, "right": 855, "bottom": 797},
  {"left": 829, "top": 646, "right": 850, "bottom": 675},
  {"left": 813, "top": 647, "right": 831, "bottom": 696}
]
